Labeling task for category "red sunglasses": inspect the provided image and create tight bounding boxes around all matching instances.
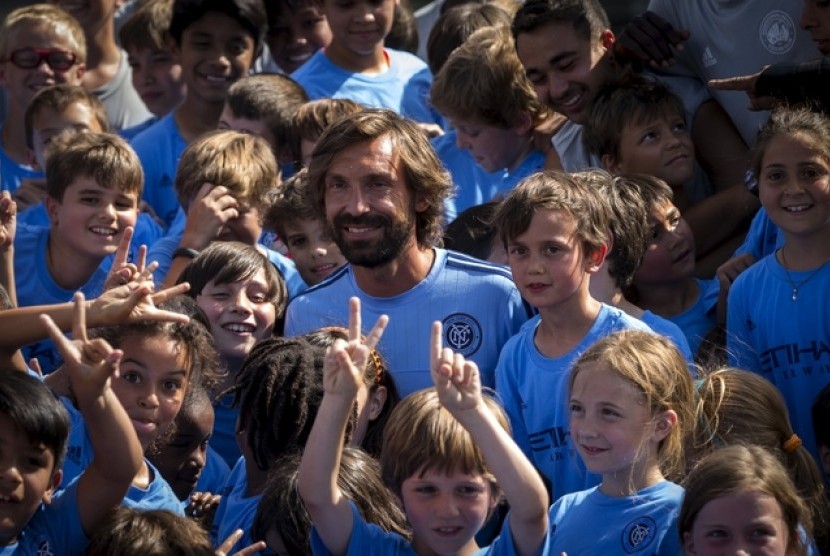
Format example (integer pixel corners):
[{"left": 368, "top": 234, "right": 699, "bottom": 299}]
[{"left": 3, "top": 48, "right": 78, "bottom": 71}]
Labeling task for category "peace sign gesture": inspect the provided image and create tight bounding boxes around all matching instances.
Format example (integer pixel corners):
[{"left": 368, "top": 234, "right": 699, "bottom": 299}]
[{"left": 430, "top": 321, "right": 482, "bottom": 413}]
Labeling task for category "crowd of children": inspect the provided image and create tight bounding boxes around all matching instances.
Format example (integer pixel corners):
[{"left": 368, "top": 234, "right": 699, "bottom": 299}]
[{"left": 0, "top": 0, "right": 829, "bottom": 554}]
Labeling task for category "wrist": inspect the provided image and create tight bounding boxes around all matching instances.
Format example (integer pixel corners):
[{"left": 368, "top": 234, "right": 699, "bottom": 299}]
[{"left": 172, "top": 246, "right": 200, "bottom": 260}]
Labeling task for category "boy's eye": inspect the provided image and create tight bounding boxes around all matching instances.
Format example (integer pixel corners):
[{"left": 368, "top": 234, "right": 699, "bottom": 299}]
[
  {"left": 247, "top": 292, "right": 268, "bottom": 303},
  {"left": 163, "top": 380, "right": 183, "bottom": 392},
  {"left": 672, "top": 121, "right": 687, "bottom": 132},
  {"left": 568, "top": 402, "right": 583, "bottom": 414},
  {"left": 122, "top": 372, "right": 141, "bottom": 384},
  {"left": 704, "top": 528, "right": 728, "bottom": 539},
  {"left": 507, "top": 246, "right": 526, "bottom": 257},
  {"left": 639, "top": 131, "right": 657, "bottom": 144},
  {"left": 80, "top": 196, "right": 99, "bottom": 205},
  {"left": 601, "top": 408, "right": 620, "bottom": 418},
  {"left": 414, "top": 485, "right": 436, "bottom": 494},
  {"left": 457, "top": 485, "right": 484, "bottom": 496},
  {"left": 556, "top": 60, "right": 576, "bottom": 72},
  {"left": 288, "top": 236, "right": 307, "bottom": 249},
  {"left": 228, "top": 40, "right": 250, "bottom": 56}
]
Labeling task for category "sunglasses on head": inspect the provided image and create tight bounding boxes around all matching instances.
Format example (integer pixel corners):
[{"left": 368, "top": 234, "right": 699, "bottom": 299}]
[{"left": 3, "top": 48, "right": 78, "bottom": 71}]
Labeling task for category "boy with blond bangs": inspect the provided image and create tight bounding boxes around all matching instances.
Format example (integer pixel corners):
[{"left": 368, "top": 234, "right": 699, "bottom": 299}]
[
  {"left": 130, "top": 0, "right": 267, "bottom": 229},
  {"left": 264, "top": 169, "right": 346, "bottom": 287},
  {"left": 290, "top": 0, "right": 442, "bottom": 127},
  {"left": 431, "top": 25, "right": 548, "bottom": 222},
  {"left": 118, "top": 0, "right": 186, "bottom": 140},
  {"left": 291, "top": 98, "right": 362, "bottom": 168},
  {"left": 492, "top": 170, "right": 652, "bottom": 502},
  {"left": 150, "top": 130, "right": 305, "bottom": 297},
  {"left": 218, "top": 73, "right": 309, "bottom": 170},
  {"left": 0, "top": 4, "right": 86, "bottom": 193},
  {"left": 298, "top": 299, "right": 550, "bottom": 556}
]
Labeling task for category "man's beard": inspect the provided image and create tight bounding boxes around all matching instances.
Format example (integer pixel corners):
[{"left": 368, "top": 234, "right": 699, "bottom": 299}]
[{"left": 330, "top": 211, "right": 414, "bottom": 269}]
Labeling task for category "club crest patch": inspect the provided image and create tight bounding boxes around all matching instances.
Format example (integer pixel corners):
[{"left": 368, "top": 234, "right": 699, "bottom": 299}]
[
  {"left": 621, "top": 516, "right": 657, "bottom": 553},
  {"left": 759, "top": 10, "right": 796, "bottom": 55},
  {"left": 442, "top": 313, "right": 482, "bottom": 356}
]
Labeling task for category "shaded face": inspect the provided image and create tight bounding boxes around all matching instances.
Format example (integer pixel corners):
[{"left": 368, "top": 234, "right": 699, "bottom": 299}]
[
  {"left": 46, "top": 177, "right": 139, "bottom": 260},
  {"left": 218, "top": 105, "right": 278, "bottom": 154},
  {"left": 633, "top": 200, "right": 696, "bottom": 286},
  {"left": 111, "top": 334, "right": 190, "bottom": 451},
  {"left": 323, "top": 136, "right": 420, "bottom": 268},
  {"left": 322, "top": 0, "right": 396, "bottom": 60},
  {"left": 215, "top": 204, "right": 263, "bottom": 246},
  {"left": 351, "top": 383, "right": 386, "bottom": 447},
  {"left": 282, "top": 217, "right": 347, "bottom": 285},
  {"left": 569, "top": 364, "right": 663, "bottom": 494},
  {"left": 0, "top": 412, "right": 60, "bottom": 545},
  {"left": 149, "top": 400, "right": 214, "bottom": 501},
  {"left": 453, "top": 119, "right": 531, "bottom": 174},
  {"left": 684, "top": 490, "right": 791, "bottom": 556},
  {"left": 757, "top": 132, "right": 830, "bottom": 242},
  {"left": 31, "top": 101, "right": 106, "bottom": 170},
  {"left": 172, "top": 12, "right": 257, "bottom": 105},
  {"left": 267, "top": 3, "right": 332, "bottom": 73},
  {"left": 515, "top": 22, "right": 613, "bottom": 124},
  {"left": 0, "top": 23, "right": 84, "bottom": 109},
  {"left": 507, "top": 209, "right": 598, "bottom": 312},
  {"left": 801, "top": 0, "right": 830, "bottom": 56},
  {"left": 127, "top": 46, "right": 186, "bottom": 117},
  {"left": 196, "top": 269, "right": 277, "bottom": 362},
  {"left": 608, "top": 112, "right": 695, "bottom": 189},
  {"left": 401, "top": 468, "right": 497, "bottom": 556}
]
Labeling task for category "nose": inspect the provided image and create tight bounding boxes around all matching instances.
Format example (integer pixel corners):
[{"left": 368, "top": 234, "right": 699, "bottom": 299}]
[
  {"left": 434, "top": 492, "right": 461, "bottom": 518},
  {"left": 546, "top": 76, "right": 570, "bottom": 104},
  {"left": 139, "top": 384, "right": 160, "bottom": 409},
  {"left": 188, "top": 445, "right": 208, "bottom": 470},
  {"left": 311, "top": 241, "right": 328, "bottom": 258},
  {"left": 100, "top": 202, "right": 117, "bottom": 221},
  {"left": 0, "top": 460, "right": 22, "bottom": 487},
  {"left": 230, "top": 290, "right": 254, "bottom": 314},
  {"left": 346, "top": 186, "right": 371, "bottom": 216}
]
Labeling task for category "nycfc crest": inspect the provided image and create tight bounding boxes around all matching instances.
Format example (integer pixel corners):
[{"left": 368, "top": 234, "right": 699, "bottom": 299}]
[
  {"left": 621, "top": 516, "right": 657, "bottom": 553},
  {"left": 442, "top": 313, "right": 482, "bottom": 356}
]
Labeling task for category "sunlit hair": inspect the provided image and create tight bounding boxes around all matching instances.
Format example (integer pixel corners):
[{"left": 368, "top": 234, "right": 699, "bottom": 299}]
[
  {"left": 44, "top": 130, "right": 143, "bottom": 201},
  {"left": 751, "top": 106, "right": 830, "bottom": 180},
  {"left": 380, "top": 388, "right": 508, "bottom": 499},
  {"left": 582, "top": 172, "right": 650, "bottom": 289},
  {"left": 427, "top": 3, "right": 512, "bottom": 75},
  {"left": 0, "top": 4, "right": 86, "bottom": 62},
  {"left": 305, "top": 327, "right": 401, "bottom": 457},
  {"left": 679, "top": 445, "right": 810, "bottom": 556},
  {"left": 179, "top": 241, "right": 287, "bottom": 323},
  {"left": 291, "top": 98, "right": 363, "bottom": 164},
  {"left": 492, "top": 170, "right": 609, "bottom": 258},
  {"left": 306, "top": 109, "right": 452, "bottom": 249},
  {"left": 511, "top": 0, "right": 610, "bottom": 43},
  {"left": 119, "top": 0, "right": 174, "bottom": 52},
  {"left": 431, "top": 25, "right": 548, "bottom": 130},
  {"left": 263, "top": 168, "right": 318, "bottom": 240},
  {"left": 86, "top": 508, "right": 215, "bottom": 555},
  {"left": 225, "top": 73, "right": 309, "bottom": 162},
  {"left": 24, "top": 84, "right": 109, "bottom": 151},
  {"left": 569, "top": 330, "right": 695, "bottom": 481},
  {"left": 583, "top": 74, "right": 687, "bottom": 161},
  {"left": 252, "top": 446, "right": 410, "bottom": 554},
  {"left": 174, "top": 129, "right": 278, "bottom": 212},
  {"left": 692, "top": 367, "right": 829, "bottom": 545}
]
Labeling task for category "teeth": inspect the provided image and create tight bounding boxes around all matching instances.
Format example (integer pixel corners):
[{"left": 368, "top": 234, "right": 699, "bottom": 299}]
[
  {"left": 347, "top": 226, "right": 374, "bottom": 233},
  {"left": 288, "top": 53, "right": 312, "bottom": 62},
  {"left": 224, "top": 323, "right": 255, "bottom": 333},
  {"left": 560, "top": 92, "right": 582, "bottom": 107},
  {"left": 204, "top": 75, "right": 228, "bottom": 83},
  {"left": 784, "top": 204, "right": 810, "bottom": 212},
  {"left": 90, "top": 227, "right": 116, "bottom": 235}
]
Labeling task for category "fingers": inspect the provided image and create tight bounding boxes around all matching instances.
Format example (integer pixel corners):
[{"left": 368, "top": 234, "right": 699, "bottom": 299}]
[
  {"left": 364, "top": 314, "right": 388, "bottom": 351},
  {"left": 112, "top": 226, "right": 134, "bottom": 270},
  {"left": 348, "top": 296, "right": 361, "bottom": 343},
  {"left": 233, "top": 541, "right": 266, "bottom": 556},
  {"left": 136, "top": 244, "right": 148, "bottom": 274},
  {"left": 708, "top": 75, "right": 754, "bottom": 91},
  {"left": 216, "top": 529, "right": 243, "bottom": 555},
  {"left": 430, "top": 321, "right": 442, "bottom": 371},
  {"left": 150, "top": 282, "right": 191, "bottom": 307},
  {"left": 70, "top": 292, "right": 89, "bottom": 344},
  {"left": 40, "top": 313, "right": 74, "bottom": 358},
  {"left": 28, "top": 358, "right": 43, "bottom": 379}
]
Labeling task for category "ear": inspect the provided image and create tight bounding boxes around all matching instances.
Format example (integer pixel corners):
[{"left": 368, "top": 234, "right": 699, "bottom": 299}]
[
  {"left": 45, "top": 195, "right": 61, "bottom": 226},
  {"left": 41, "top": 468, "right": 63, "bottom": 505},
  {"left": 366, "top": 385, "right": 387, "bottom": 421},
  {"left": 73, "top": 63, "right": 86, "bottom": 84},
  {"left": 651, "top": 409, "right": 678, "bottom": 443},
  {"left": 600, "top": 30, "right": 616, "bottom": 52},
  {"left": 512, "top": 111, "right": 534, "bottom": 137},
  {"left": 584, "top": 243, "right": 608, "bottom": 274},
  {"left": 819, "top": 445, "right": 830, "bottom": 476},
  {"left": 683, "top": 531, "right": 696, "bottom": 555},
  {"left": 27, "top": 149, "right": 41, "bottom": 171},
  {"left": 601, "top": 153, "right": 620, "bottom": 175},
  {"left": 414, "top": 193, "right": 429, "bottom": 213},
  {"left": 166, "top": 33, "right": 182, "bottom": 62}
]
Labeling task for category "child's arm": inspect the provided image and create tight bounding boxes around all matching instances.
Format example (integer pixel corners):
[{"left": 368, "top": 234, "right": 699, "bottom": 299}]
[
  {"left": 0, "top": 191, "right": 17, "bottom": 306},
  {"left": 430, "top": 322, "right": 549, "bottom": 556},
  {"left": 297, "top": 297, "right": 388, "bottom": 556},
  {"left": 41, "top": 293, "right": 144, "bottom": 535}
]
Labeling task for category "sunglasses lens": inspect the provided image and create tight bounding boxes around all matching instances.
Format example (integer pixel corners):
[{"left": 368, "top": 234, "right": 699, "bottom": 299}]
[
  {"left": 10, "top": 50, "right": 39, "bottom": 69},
  {"left": 9, "top": 49, "right": 75, "bottom": 71},
  {"left": 46, "top": 52, "right": 75, "bottom": 71}
]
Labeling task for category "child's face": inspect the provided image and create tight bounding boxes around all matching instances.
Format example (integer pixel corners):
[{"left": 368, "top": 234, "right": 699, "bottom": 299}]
[
  {"left": 149, "top": 402, "right": 214, "bottom": 501},
  {"left": 515, "top": 21, "right": 614, "bottom": 125},
  {"left": 282, "top": 218, "right": 346, "bottom": 285},
  {"left": 452, "top": 119, "right": 533, "bottom": 174},
  {"left": 127, "top": 46, "right": 185, "bottom": 117},
  {"left": 401, "top": 468, "right": 497, "bottom": 556},
  {"left": 757, "top": 131, "right": 830, "bottom": 241},
  {"left": 30, "top": 100, "right": 106, "bottom": 170},
  {"left": 45, "top": 177, "right": 139, "bottom": 260},
  {"left": 0, "top": 23, "right": 84, "bottom": 109},
  {"left": 218, "top": 105, "right": 278, "bottom": 154},
  {"left": 322, "top": 0, "right": 396, "bottom": 58},
  {"left": 607, "top": 113, "right": 694, "bottom": 189},
  {"left": 111, "top": 334, "right": 190, "bottom": 450},
  {"left": 801, "top": 0, "right": 830, "bottom": 56},
  {"left": 195, "top": 269, "right": 277, "bottom": 361},
  {"left": 683, "top": 490, "right": 791, "bottom": 556},
  {"left": 0, "top": 412, "right": 61, "bottom": 546},
  {"left": 633, "top": 200, "right": 696, "bottom": 286},
  {"left": 506, "top": 208, "right": 603, "bottom": 312},
  {"left": 267, "top": 3, "right": 332, "bottom": 74},
  {"left": 172, "top": 12, "right": 257, "bottom": 106},
  {"left": 569, "top": 363, "right": 672, "bottom": 494}
]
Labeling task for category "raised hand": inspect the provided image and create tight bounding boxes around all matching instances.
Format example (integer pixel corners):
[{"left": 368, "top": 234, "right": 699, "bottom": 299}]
[
  {"left": 104, "top": 226, "right": 139, "bottom": 290},
  {"left": 40, "top": 292, "right": 122, "bottom": 407},
  {"left": 322, "top": 297, "right": 388, "bottom": 398},
  {"left": 180, "top": 183, "right": 240, "bottom": 250},
  {"left": 0, "top": 191, "right": 17, "bottom": 251},
  {"left": 614, "top": 11, "right": 689, "bottom": 68},
  {"left": 430, "top": 321, "right": 481, "bottom": 412},
  {"left": 215, "top": 529, "right": 266, "bottom": 556}
]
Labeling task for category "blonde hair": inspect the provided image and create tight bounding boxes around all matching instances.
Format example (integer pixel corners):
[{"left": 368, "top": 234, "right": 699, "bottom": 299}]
[
  {"left": 119, "top": 0, "right": 174, "bottom": 52},
  {"left": 380, "top": 389, "right": 508, "bottom": 498},
  {"left": 569, "top": 330, "right": 695, "bottom": 481},
  {"left": 174, "top": 129, "right": 279, "bottom": 211},
  {"left": 692, "top": 368, "right": 829, "bottom": 545},
  {"left": 0, "top": 4, "right": 86, "bottom": 62},
  {"left": 431, "top": 25, "right": 548, "bottom": 130},
  {"left": 680, "top": 445, "right": 810, "bottom": 556}
]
